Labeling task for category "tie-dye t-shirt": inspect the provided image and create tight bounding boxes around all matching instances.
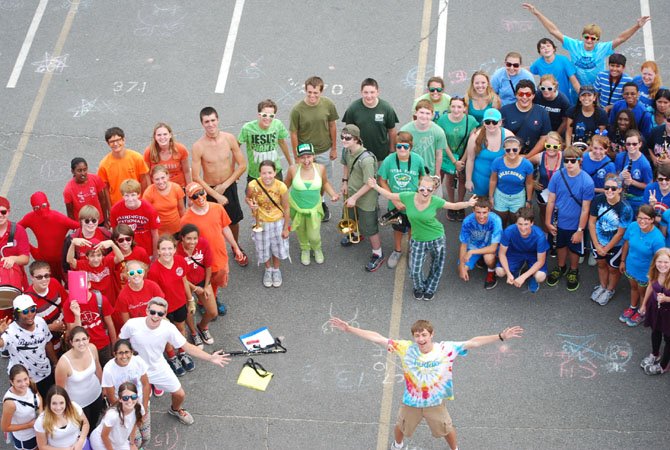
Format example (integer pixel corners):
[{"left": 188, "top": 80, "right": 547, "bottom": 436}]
[{"left": 390, "top": 339, "right": 468, "bottom": 407}]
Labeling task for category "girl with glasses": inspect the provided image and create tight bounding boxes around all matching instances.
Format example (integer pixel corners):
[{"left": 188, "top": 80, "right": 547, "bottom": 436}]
[
  {"left": 1, "top": 364, "right": 42, "bottom": 450},
  {"left": 111, "top": 225, "right": 150, "bottom": 296},
  {"left": 90, "top": 382, "right": 144, "bottom": 450},
  {"left": 143, "top": 122, "right": 191, "bottom": 189},
  {"left": 533, "top": 74, "right": 570, "bottom": 133},
  {"left": 34, "top": 385, "right": 89, "bottom": 450},
  {"left": 465, "top": 71, "right": 502, "bottom": 124},
  {"left": 63, "top": 205, "right": 111, "bottom": 271},
  {"left": 644, "top": 165, "right": 670, "bottom": 217},
  {"left": 614, "top": 129, "right": 653, "bottom": 213},
  {"left": 142, "top": 165, "right": 185, "bottom": 236},
  {"left": 116, "top": 260, "right": 163, "bottom": 322},
  {"left": 489, "top": 136, "right": 534, "bottom": 227},
  {"left": 368, "top": 176, "right": 476, "bottom": 301},
  {"left": 412, "top": 76, "right": 451, "bottom": 122},
  {"left": 565, "top": 86, "right": 608, "bottom": 147}
]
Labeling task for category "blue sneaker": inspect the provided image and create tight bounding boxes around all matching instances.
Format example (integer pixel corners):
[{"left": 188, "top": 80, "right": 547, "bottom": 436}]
[
  {"left": 529, "top": 278, "right": 539, "bottom": 293},
  {"left": 217, "top": 302, "right": 227, "bottom": 316}
]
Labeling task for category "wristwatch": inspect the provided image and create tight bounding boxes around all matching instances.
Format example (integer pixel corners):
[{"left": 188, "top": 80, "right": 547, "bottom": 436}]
[
  {"left": 341, "top": 178, "right": 348, "bottom": 182},
  {"left": 577, "top": 227, "right": 583, "bottom": 232}
]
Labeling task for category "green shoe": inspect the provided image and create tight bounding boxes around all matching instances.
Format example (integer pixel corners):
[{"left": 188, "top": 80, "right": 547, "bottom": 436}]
[
  {"left": 546, "top": 266, "right": 566, "bottom": 287},
  {"left": 301, "top": 250, "right": 311, "bottom": 266}
]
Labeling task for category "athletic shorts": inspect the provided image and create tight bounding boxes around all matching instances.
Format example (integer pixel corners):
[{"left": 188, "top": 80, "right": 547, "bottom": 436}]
[
  {"left": 624, "top": 271, "right": 649, "bottom": 287},
  {"left": 167, "top": 304, "right": 187, "bottom": 324},
  {"left": 556, "top": 228, "right": 584, "bottom": 256},
  {"left": 498, "top": 256, "right": 547, "bottom": 276},
  {"left": 12, "top": 435, "right": 37, "bottom": 450},
  {"left": 591, "top": 245, "right": 623, "bottom": 269},
  {"left": 149, "top": 364, "right": 181, "bottom": 393},
  {"left": 347, "top": 207, "right": 379, "bottom": 237},
  {"left": 493, "top": 189, "right": 526, "bottom": 213},
  {"left": 396, "top": 402, "right": 454, "bottom": 438},
  {"left": 464, "top": 252, "right": 488, "bottom": 270},
  {"left": 206, "top": 182, "right": 244, "bottom": 225}
]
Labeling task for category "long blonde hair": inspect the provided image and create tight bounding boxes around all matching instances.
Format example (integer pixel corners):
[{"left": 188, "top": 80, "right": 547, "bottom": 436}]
[
  {"left": 42, "top": 386, "right": 82, "bottom": 439},
  {"left": 466, "top": 71, "right": 496, "bottom": 104},
  {"left": 648, "top": 248, "right": 670, "bottom": 290},
  {"left": 148, "top": 122, "right": 178, "bottom": 163}
]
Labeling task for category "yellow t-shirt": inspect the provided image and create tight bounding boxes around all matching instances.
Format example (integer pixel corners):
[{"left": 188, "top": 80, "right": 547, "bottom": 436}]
[{"left": 249, "top": 179, "right": 287, "bottom": 223}]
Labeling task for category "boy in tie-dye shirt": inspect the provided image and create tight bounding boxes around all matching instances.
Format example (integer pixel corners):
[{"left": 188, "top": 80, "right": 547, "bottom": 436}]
[{"left": 329, "top": 317, "right": 523, "bottom": 450}]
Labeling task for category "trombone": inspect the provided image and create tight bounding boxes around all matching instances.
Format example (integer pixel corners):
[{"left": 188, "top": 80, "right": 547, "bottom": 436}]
[{"left": 337, "top": 195, "right": 360, "bottom": 243}]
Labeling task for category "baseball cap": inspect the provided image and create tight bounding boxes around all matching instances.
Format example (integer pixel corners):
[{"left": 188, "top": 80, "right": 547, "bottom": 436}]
[
  {"left": 579, "top": 85, "right": 596, "bottom": 96},
  {"left": 482, "top": 108, "right": 502, "bottom": 122},
  {"left": 13, "top": 295, "right": 36, "bottom": 311},
  {"left": 297, "top": 143, "right": 315, "bottom": 156},
  {"left": 185, "top": 182, "right": 205, "bottom": 197},
  {"left": 341, "top": 124, "right": 361, "bottom": 139}
]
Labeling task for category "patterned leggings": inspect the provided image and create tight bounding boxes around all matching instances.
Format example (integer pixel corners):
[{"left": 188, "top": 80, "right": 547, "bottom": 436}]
[{"left": 409, "top": 236, "right": 446, "bottom": 295}]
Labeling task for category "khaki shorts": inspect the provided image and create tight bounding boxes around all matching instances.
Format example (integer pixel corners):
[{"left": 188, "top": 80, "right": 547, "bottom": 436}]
[
  {"left": 347, "top": 206, "right": 379, "bottom": 237},
  {"left": 396, "top": 402, "right": 454, "bottom": 438}
]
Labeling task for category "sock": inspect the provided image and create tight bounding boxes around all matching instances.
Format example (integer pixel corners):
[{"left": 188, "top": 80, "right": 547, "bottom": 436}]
[
  {"left": 372, "top": 248, "right": 382, "bottom": 257},
  {"left": 166, "top": 349, "right": 176, "bottom": 359},
  {"left": 487, "top": 268, "right": 494, "bottom": 273},
  {"left": 177, "top": 348, "right": 186, "bottom": 355}
]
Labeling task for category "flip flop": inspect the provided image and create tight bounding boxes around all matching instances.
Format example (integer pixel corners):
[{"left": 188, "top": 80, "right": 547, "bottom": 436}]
[{"left": 236, "top": 250, "right": 249, "bottom": 267}]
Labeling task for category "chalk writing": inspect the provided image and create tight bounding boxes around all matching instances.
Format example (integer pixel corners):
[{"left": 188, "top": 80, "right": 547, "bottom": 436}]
[
  {"left": 447, "top": 70, "right": 468, "bottom": 85},
  {"left": 113, "top": 81, "right": 148, "bottom": 94},
  {"left": 477, "top": 344, "right": 521, "bottom": 369},
  {"left": 321, "top": 303, "right": 358, "bottom": 334},
  {"left": 134, "top": 3, "right": 186, "bottom": 37},
  {"left": 39, "top": 159, "right": 71, "bottom": 182},
  {"left": 501, "top": 19, "right": 535, "bottom": 33},
  {"left": 235, "top": 55, "right": 264, "bottom": 80},
  {"left": 32, "top": 52, "right": 69, "bottom": 73},
  {"left": 544, "top": 334, "right": 632, "bottom": 379},
  {"left": 68, "top": 97, "right": 122, "bottom": 118},
  {"left": 402, "top": 65, "right": 434, "bottom": 89},
  {"left": 150, "top": 425, "right": 180, "bottom": 450}
]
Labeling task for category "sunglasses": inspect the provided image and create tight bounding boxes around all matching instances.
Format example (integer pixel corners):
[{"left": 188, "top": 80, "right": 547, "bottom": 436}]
[
  {"left": 658, "top": 177, "right": 670, "bottom": 182},
  {"left": 258, "top": 113, "right": 275, "bottom": 118},
  {"left": 563, "top": 158, "right": 580, "bottom": 164},
  {"left": 396, "top": 143, "right": 410, "bottom": 150},
  {"left": 16, "top": 306, "right": 37, "bottom": 315},
  {"left": 120, "top": 394, "right": 138, "bottom": 401},
  {"left": 82, "top": 218, "right": 98, "bottom": 224},
  {"left": 418, "top": 187, "right": 434, "bottom": 193},
  {"left": 148, "top": 309, "right": 166, "bottom": 317},
  {"left": 483, "top": 119, "right": 499, "bottom": 126},
  {"left": 539, "top": 86, "right": 555, "bottom": 92},
  {"left": 517, "top": 92, "right": 533, "bottom": 98},
  {"left": 189, "top": 190, "right": 205, "bottom": 200},
  {"left": 544, "top": 143, "right": 561, "bottom": 150},
  {"left": 625, "top": 142, "right": 640, "bottom": 147},
  {"left": 0, "top": 210, "right": 9, "bottom": 216},
  {"left": 33, "top": 274, "right": 50, "bottom": 280},
  {"left": 505, "top": 62, "right": 520, "bottom": 68},
  {"left": 603, "top": 186, "right": 619, "bottom": 191},
  {"left": 128, "top": 269, "right": 144, "bottom": 276},
  {"left": 116, "top": 236, "right": 132, "bottom": 243},
  {"left": 583, "top": 34, "right": 599, "bottom": 41},
  {"left": 341, "top": 135, "right": 353, "bottom": 141},
  {"left": 428, "top": 87, "right": 443, "bottom": 93},
  {"left": 505, "top": 147, "right": 520, "bottom": 153}
]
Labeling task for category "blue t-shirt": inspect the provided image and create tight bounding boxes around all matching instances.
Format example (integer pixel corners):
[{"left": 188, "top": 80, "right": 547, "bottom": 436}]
[
  {"left": 645, "top": 183, "right": 670, "bottom": 218},
  {"left": 534, "top": 92, "right": 571, "bottom": 131},
  {"left": 490, "top": 67, "right": 535, "bottom": 106},
  {"left": 594, "top": 71, "right": 633, "bottom": 109},
  {"left": 562, "top": 36, "right": 614, "bottom": 86},
  {"left": 500, "top": 104, "right": 551, "bottom": 152},
  {"left": 581, "top": 153, "right": 615, "bottom": 190},
  {"left": 633, "top": 76, "right": 667, "bottom": 113},
  {"left": 500, "top": 224, "right": 549, "bottom": 260},
  {"left": 614, "top": 152, "right": 653, "bottom": 197},
  {"left": 608, "top": 100, "right": 654, "bottom": 140},
  {"left": 662, "top": 210, "right": 670, "bottom": 242},
  {"left": 530, "top": 55, "right": 577, "bottom": 102},
  {"left": 459, "top": 212, "right": 503, "bottom": 251},
  {"left": 623, "top": 222, "right": 665, "bottom": 282},
  {"left": 490, "top": 156, "right": 534, "bottom": 195},
  {"left": 589, "top": 194, "right": 633, "bottom": 247},
  {"left": 547, "top": 169, "right": 595, "bottom": 229}
]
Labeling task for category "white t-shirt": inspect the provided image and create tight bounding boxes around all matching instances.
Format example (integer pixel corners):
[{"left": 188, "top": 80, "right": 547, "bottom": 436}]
[
  {"left": 119, "top": 318, "right": 186, "bottom": 379},
  {"left": 3, "top": 388, "right": 40, "bottom": 441},
  {"left": 34, "top": 402, "right": 84, "bottom": 448},
  {"left": 1, "top": 317, "right": 53, "bottom": 382},
  {"left": 89, "top": 405, "right": 144, "bottom": 450},
  {"left": 101, "top": 356, "right": 149, "bottom": 403}
]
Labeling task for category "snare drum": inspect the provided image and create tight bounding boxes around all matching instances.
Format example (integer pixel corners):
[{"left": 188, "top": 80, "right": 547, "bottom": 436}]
[{"left": 0, "top": 285, "right": 21, "bottom": 321}]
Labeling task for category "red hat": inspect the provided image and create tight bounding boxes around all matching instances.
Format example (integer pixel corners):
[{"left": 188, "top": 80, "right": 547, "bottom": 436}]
[{"left": 0, "top": 197, "right": 9, "bottom": 210}]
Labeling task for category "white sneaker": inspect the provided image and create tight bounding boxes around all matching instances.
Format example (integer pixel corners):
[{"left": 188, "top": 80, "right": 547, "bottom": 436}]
[
  {"left": 587, "top": 253, "right": 596, "bottom": 266},
  {"left": 641, "top": 353, "right": 659, "bottom": 369},
  {"left": 390, "top": 441, "right": 404, "bottom": 450},
  {"left": 387, "top": 250, "right": 402, "bottom": 269},
  {"left": 263, "top": 269, "right": 273, "bottom": 287},
  {"left": 596, "top": 289, "right": 615, "bottom": 306},
  {"left": 591, "top": 285, "right": 605, "bottom": 302},
  {"left": 272, "top": 269, "right": 283, "bottom": 287},
  {"left": 314, "top": 249, "right": 324, "bottom": 264}
]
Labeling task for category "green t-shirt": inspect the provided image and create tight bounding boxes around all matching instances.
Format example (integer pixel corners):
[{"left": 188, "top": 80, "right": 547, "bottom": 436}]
[
  {"left": 413, "top": 93, "right": 452, "bottom": 122},
  {"left": 342, "top": 98, "right": 399, "bottom": 161},
  {"left": 377, "top": 152, "right": 425, "bottom": 209},
  {"left": 238, "top": 119, "right": 289, "bottom": 178},
  {"left": 289, "top": 97, "right": 339, "bottom": 153},
  {"left": 400, "top": 191, "right": 446, "bottom": 241},
  {"left": 342, "top": 146, "right": 378, "bottom": 211},
  {"left": 435, "top": 114, "right": 479, "bottom": 174},
  {"left": 399, "top": 122, "right": 447, "bottom": 176}
]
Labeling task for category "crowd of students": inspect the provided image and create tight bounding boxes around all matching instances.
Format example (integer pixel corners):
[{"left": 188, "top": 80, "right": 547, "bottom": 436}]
[{"left": 1, "top": 4, "right": 669, "bottom": 449}]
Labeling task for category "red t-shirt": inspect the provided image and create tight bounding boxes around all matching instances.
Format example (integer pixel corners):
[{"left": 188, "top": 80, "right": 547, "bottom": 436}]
[
  {"left": 112, "top": 247, "right": 150, "bottom": 295},
  {"left": 76, "top": 257, "right": 116, "bottom": 306},
  {"left": 147, "top": 255, "right": 188, "bottom": 313},
  {"left": 62, "top": 174, "right": 106, "bottom": 220},
  {"left": 115, "top": 279, "right": 164, "bottom": 319},
  {"left": 62, "top": 291, "right": 113, "bottom": 350},
  {"left": 176, "top": 237, "right": 213, "bottom": 285},
  {"left": 0, "top": 222, "right": 30, "bottom": 289},
  {"left": 110, "top": 200, "right": 160, "bottom": 257},
  {"left": 25, "top": 280, "right": 67, "bottom": 351},
  {"left": 68, "top": 228, "right": 111, "bottom": 262}
]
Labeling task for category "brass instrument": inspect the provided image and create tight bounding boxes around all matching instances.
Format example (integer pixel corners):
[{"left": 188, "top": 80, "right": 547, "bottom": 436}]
[
  {"left": 251, "top": 186, "right": 263, "bottom": 233},
  {"left": 379, "top": 209, "right": 403, "bottom": 226},
  {"left": 337, "top": 197, "right": 360, "bottom": 243}
]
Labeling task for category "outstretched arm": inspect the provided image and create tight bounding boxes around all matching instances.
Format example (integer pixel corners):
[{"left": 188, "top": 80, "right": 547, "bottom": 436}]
[
  {"left": 463, "top": 326, "right": 524, "bottom": 350},
  {"left": 522, "top": 3, "right": 564, "bottom": 43},
  {"left": 612, "top": 16, "right": 651, "bottom": 49},
  {"left": 329, "top": 317, "right": 389, "bottom": 346}
]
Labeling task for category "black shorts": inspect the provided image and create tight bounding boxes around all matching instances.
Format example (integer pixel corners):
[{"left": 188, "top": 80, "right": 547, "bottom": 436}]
[
  {"left": 591, "top": 245, "right": 623, "bottom": 268},
  {"left": 167, "top": 304, "right": 188, "bottom": 323},
  {"left": 556, "top": 228, "right": 584, "bottom": 256},
  {"left": 206, "top": 182, "right": 244, "bottom": 225}
]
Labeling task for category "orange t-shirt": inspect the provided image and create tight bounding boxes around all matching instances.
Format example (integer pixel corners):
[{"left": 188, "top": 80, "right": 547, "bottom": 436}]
[
  {"left": 98, "top": 150, "right": 149, "bottom": 204},
  {"left": 142, "top": 182, "right": 185, "bottom": 235},
  {"left": 143, "top": 143, "right": 190, "bottom": 188},
  {"left": 180, "top": 203, "right": 231, "bottom": 273}
]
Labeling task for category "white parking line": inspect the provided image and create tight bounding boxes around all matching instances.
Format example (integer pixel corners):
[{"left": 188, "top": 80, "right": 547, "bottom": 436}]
[
  {"left": 433, "top": 0, "right": 449, "bottom": 78},
  {"left": 639, "top": 0, "right": 654, "bottom": 60},
  {"left": 215, "top": 0, "right": 245, "bottom": 94},
  {"left": 6, "top": 0, "right": 50, "bottom": 88}
]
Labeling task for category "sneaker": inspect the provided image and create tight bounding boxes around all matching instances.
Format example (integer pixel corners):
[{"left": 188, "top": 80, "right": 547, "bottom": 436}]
[
  {"left": 235, "top": 249, "right": 249, "bottom": 267},
  {"left": 413, "top": 289, "right": 424, "bottom": 300},
  {"left": 263, "top": 269, "right": 273, "bottom": 287},
  {"left": 587, "top": 253, "right": 596, "bottom": 266},
  {"left": 644, "top": 362, "right": 665, "bottom": 375},
  {"left": 0, "top": 349, "right": 8, "bottom": 358},
  {"left": 640, "top": 353, "right": 659, "bottom": 369},
  {"left": 340, "top": 234, "right": 362, "bottom": 247},
  {"left": 484, "top": 271, "right": 497, "bottom": 290},
  {"left": 596, "top": 289, "right": 615, "bottom": 306},
  {"left": 475, "top": 258, "right": 486, "bottom": 270},
  {"left": 626, "top": 311, "right": 644, "bottom": 327},
  {"left": 546, "top": 266, "right": 566, "bottom": 286},
  {"left": 197, "top": 326, "right": 214, "bottom": 345},
  {"left": 191, "top": 333, "right": 204, "bottom": 349},
  {"left": 456, "top": 209, "right": 465, "bottom": 222},
  {"left": 365, "top": 253, "right": 385, "bottom": 272},
  {"left": 566, "top": 269, "right": 579, "bottom": 291},
  {"left": 168, "top": 407, "right": 194, "bottom": 425},
  {"left": 549, "top": 246, "right": 557, "bottom": 258},
  {"left": 314, "top": 249, "right": 324, "bottom": 264},
  {"left": 217, "top": 302, "right": 227, "bottom": 316},
  {"left": 387, "top": 250, "right": 402, "bottom": 269},
  {"left": 446, "top": 210, "right": 457, "bottom": 222},
  {"left": 178, "top": 352, "right": 195, "bottom": 372},
  {"left": 619, "top": 307, "right": 635, "bottom": 323},
  {"left": 423, "top": 292, "right": 435, "bottom": 301},
  {"left": 591, "top": 285, "right": 606, "bottom": 302},
  {"left": 152, "top": 385, "right": 164, "bottom": 398},
  {"left": 529, "top": 277, "right": 539, "bottom": 293},
  {"left": 322, "top": 202, "right": 331, "bottom": 222},
  {"left": 390, "top": 440, "right": 404, "bottom": 449},
  {"left": 272, "top": 269, "right": 283, "bottom": 287},
  {"left": 301, "top": 250, "right": 311, "bottom": 265},
  {"left": 167, "top": 356, "right": 186, "bottom": 377}
]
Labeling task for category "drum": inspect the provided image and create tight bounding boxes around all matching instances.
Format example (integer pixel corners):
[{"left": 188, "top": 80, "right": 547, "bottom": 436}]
[{"left": 0, "top": 285, "right": 21, "bottom": 321}]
